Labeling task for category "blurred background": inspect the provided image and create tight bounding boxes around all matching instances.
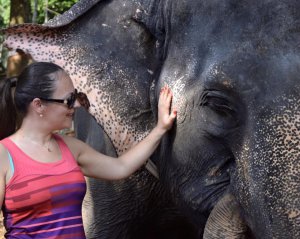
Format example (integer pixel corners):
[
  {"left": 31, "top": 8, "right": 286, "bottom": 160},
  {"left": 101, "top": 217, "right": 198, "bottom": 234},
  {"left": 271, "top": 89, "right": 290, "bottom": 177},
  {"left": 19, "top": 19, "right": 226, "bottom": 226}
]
[{"left": 0, "top": 0, "right": 78, "bottom": 78}]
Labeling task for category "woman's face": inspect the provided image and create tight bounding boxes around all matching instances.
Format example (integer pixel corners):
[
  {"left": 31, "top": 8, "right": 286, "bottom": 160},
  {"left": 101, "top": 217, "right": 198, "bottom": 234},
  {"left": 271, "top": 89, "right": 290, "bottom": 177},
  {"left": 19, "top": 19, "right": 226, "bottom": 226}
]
[{"left": 43, "top": 70, "right": 80, "bottom": 130}]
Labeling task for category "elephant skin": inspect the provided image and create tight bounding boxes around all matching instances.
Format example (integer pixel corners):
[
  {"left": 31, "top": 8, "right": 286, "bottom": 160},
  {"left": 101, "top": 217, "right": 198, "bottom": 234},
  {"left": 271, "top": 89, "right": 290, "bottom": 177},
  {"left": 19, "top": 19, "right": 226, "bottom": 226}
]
[
  {"left": 2, "top": 0, "right": 198, "bottom": 238},
  {"left": 2, "top": 0, "right": 300, "bottom": 238}
]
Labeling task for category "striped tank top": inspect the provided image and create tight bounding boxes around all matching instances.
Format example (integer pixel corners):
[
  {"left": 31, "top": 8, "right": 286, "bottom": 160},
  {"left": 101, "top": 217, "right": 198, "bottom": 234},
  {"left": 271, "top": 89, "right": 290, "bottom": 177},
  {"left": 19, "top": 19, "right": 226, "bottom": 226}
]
[{"left": 0, "top": 134, "right": 87, "bottom": 239}]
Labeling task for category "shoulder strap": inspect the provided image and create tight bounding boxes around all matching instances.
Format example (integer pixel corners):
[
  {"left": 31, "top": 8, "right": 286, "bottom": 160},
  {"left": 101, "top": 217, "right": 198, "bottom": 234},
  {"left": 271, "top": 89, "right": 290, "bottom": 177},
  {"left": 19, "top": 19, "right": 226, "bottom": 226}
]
[
  {"left": 0, "top": 141, "right": 15, "bottom": 176},
  {"left": 7, "top": 151, "right": 15, "bottom": 175},
  {"left": 53, "top": 134, "right": 78, "bottom": 165}
]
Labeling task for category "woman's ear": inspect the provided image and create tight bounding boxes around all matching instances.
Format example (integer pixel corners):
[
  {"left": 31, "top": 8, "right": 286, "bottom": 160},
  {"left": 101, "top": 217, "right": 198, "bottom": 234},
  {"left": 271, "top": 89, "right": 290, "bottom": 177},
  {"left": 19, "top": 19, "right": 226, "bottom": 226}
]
[{"left": 31, "top": 98, "right": 44, "bottom": 115}]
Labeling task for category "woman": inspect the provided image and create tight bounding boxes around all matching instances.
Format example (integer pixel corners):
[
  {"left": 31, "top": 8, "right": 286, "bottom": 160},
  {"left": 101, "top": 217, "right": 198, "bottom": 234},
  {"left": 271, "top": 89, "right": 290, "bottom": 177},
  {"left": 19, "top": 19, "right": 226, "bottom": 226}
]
[{"left": 0, "top": 62, "right": 176, "bottom": 238}]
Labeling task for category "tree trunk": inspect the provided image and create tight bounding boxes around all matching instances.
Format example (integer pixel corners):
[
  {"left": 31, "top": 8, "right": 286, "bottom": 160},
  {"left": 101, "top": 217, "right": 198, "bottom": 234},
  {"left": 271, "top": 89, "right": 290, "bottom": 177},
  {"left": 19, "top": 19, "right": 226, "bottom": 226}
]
[
  {"left": 45, "top": 0, "right": 49, "bottom": 23},
  {"left": 7, "top": 0, "right": 32, "bottom": 77},
  {"left": 32, "top": 0, "right": 38, "bottom": 23},
  {"left": 10, "top": 0, "right": 32, "bottom": 25}
]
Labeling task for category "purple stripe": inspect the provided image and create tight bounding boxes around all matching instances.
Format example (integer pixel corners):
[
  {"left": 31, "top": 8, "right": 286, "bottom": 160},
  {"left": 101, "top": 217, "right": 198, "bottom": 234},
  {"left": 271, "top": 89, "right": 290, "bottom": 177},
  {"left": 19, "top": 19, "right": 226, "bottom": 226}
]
[
  {"left": 4, "top": 234, "right": 34, "bottom": 239},
  {"left": 13, "top": 210, "right": 82, "bottom": 227},
  {"left": 52, "top": 203, "right": 83, "bottom": 214},
  {"left": 50, "top": 182, "right": 86, "bottom": 193},
  {"left": 51, "top": 183, "right": 86, "bottom": 202},
  {"left": 11, "top": 218, "right": 83, "bottom": 234},
  {"left": 52, "top": 191, "right": 85, "bottom": 204},
  {"left": 37, "top": 225, "right": 85, "bottom": 238},
  {"left": 6, "top": 225, "right": 85, "bottom": 239}
]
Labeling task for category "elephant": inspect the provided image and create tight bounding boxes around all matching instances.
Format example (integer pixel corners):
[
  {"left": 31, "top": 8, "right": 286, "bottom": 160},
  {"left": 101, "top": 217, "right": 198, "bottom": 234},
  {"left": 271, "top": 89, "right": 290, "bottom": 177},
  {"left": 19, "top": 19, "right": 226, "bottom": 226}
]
[{"left": 2, "top": 0, "right": 300, "bottom": 238}]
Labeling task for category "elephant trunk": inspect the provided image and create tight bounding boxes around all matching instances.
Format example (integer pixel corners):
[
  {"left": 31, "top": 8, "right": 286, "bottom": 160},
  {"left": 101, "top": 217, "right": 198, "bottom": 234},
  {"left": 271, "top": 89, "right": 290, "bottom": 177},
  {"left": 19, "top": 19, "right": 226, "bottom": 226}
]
[{"left": 203, "top": 193, "right": 252, "bottom": 239}]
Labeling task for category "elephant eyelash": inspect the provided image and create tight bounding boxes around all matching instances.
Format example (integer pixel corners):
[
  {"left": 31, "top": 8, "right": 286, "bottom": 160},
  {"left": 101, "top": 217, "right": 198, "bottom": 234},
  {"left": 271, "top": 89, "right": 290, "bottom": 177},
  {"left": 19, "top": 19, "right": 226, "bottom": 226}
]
[
  {"left": 200, "top": 92, "right": 236, "bottom": 115},
  {"left": 207, "top": 97, "right": 235, "bottom": 112}
]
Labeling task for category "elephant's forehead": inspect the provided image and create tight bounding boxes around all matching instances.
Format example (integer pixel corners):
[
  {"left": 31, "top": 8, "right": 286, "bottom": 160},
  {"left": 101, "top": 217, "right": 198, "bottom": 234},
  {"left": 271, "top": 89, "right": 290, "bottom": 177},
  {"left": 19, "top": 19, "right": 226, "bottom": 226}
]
[
  {"left": 160, "top": 47, "right": 300, "bottom": 96},
  {"left": 160, "top": 0, "right": 300, "bottom": 96}
]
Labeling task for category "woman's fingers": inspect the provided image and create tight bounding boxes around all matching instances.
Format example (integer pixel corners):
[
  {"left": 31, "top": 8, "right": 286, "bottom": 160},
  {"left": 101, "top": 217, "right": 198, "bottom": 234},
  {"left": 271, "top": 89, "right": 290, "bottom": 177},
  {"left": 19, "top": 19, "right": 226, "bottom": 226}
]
[
  {"left": 169, "top": 108, "right": 177, "bottom": 120},
  {"left": 158, "top": 85, "right": 177, "bottom": 130},
  {"left": 159, "top": 86, "right": 172, "bottom": 105}
]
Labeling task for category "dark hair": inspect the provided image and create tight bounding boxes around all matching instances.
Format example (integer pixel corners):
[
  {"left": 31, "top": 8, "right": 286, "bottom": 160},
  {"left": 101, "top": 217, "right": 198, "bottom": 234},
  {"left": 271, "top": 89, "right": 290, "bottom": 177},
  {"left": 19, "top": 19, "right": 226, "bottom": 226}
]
[{"left": 0, "top": 62, "right": 63, "bottom": 140}]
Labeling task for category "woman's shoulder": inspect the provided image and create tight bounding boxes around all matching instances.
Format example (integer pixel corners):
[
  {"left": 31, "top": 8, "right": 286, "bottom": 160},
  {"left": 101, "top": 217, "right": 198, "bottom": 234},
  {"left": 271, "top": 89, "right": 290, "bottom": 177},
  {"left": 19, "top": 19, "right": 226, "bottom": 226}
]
[
  {"left": 53, "top": 133, "right": 86, "bottom": 159},
  {"left": 54, "top": 133, "right": 82, "bottom": 146},
  {"left": 0, "top": 143, "right": 10, "bottom": 174},
  {"left": 0, "top": 141, "right": 9, "bottom": 156}
]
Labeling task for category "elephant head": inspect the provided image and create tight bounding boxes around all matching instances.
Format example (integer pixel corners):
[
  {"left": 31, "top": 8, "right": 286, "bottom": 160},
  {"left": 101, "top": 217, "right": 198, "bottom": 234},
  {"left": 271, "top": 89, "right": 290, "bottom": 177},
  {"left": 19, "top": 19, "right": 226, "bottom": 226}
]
[
  {"left": 138, "top": 0, "right": 300, "bottom": 238},
  {"left": 2, "top": 0, "right": 300, "bottom": 238}
]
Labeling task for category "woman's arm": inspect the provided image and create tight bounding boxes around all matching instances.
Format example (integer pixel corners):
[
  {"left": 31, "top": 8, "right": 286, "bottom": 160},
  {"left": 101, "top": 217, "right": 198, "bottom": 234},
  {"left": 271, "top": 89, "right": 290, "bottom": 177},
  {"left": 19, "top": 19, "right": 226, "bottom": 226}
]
[
  {"left": 66, "top": 86, "right": 176, "bottom": 180},
  {"left": 0, "top": 145, "right": 10, "bottom": 208},
  {"left": 0, "top": 174, "right": 5, "bottom": 208}
]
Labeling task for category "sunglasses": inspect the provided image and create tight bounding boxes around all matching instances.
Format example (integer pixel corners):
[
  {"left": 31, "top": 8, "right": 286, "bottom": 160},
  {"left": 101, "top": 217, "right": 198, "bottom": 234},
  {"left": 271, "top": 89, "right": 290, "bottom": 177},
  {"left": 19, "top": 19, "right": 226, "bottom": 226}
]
[{"left": 40, "top": 89, "right": 78, "bottom": 109}]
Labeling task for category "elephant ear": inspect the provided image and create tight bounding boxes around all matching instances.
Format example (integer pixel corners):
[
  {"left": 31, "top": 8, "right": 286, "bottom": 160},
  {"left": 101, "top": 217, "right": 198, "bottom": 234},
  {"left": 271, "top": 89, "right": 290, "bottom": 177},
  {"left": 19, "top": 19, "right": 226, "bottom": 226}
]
[
  {"left": 2, "top": 0, "right": 159, "bottom": 158},
  {"left": 44, "top": 0, "right": 102, "bottom": 27},
  {"left": 1, "top": 0, "right": 103, "bottom": 34}
]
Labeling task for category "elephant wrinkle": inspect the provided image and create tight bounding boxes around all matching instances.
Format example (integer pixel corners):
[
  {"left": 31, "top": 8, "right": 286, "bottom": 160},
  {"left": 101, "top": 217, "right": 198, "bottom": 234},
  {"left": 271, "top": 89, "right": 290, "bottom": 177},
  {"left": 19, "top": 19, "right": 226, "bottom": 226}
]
[{"left": 207, "top": 166, "right": 221, "bottom": 177}]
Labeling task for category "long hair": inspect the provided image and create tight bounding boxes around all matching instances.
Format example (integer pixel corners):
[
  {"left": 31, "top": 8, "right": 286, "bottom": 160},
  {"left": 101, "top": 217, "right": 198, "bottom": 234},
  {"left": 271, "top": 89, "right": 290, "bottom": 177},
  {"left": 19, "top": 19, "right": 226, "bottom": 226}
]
[
  {"left": 0, "top": 62, "right": 63, "bottom": 140},
  {"left": 0, "top": 77, "right": 17, "bottom": 140}
]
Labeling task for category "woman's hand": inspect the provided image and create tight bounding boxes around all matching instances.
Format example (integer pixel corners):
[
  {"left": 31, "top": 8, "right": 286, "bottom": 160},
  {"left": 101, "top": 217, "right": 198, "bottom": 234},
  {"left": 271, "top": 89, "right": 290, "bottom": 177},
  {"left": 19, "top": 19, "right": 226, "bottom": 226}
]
[
  {"left": 73, "top": 85, "right": 177, "bottom": 180},
  {"left": 156, "top": 85, "right": 177, "bottom": 132}
]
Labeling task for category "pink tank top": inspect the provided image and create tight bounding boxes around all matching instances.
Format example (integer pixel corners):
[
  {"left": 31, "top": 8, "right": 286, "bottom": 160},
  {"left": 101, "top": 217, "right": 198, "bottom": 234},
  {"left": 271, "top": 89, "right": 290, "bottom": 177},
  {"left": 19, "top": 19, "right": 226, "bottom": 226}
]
[{"left": 0, "top": 134, "right": 86, "bottom": 239}]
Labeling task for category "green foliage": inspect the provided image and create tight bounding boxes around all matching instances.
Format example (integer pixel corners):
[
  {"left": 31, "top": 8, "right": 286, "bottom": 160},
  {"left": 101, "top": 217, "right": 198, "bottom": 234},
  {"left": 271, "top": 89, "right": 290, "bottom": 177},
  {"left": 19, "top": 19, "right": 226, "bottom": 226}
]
[
  {"left": 35, "top": 0, "right": 78, "bottom": 24},
  {"left": 0, "top": 0, "right": 10, "bottom": 72},
  {"left": 0, "top": 0, "right": 78, "bottom": 27},
  {"left": 0, "top": 0, "right": 10, "bottom": 28},
  {"left": 0, "top": 0, "right": 78, "bottom": 73}
]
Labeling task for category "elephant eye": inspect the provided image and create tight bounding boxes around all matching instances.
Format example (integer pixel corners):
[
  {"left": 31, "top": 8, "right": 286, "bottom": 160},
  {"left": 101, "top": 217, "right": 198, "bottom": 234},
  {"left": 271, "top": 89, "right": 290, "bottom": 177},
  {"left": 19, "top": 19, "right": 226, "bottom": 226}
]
[
  {"left": 199, "top": 90, "right": 241, "bottom": 131},
  {"left": 201, "top": 93, "right": 236, "bottom": 116}
]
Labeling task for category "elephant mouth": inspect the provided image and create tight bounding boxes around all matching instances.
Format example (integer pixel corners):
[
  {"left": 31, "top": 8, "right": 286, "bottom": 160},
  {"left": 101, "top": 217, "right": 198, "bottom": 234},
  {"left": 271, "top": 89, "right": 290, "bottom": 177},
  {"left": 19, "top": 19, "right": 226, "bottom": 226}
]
[
  {"left": 145, "top": 159, "right": 159, "bottom": 179},
  {"left": 200, "top": 146, "right": 236, "bottom": 180},
  {"left": 175, "top": 154, "right": 235, "bottom": 215},
  {"left": 207, "top": 155, "right": 235, "bottom": 178}
]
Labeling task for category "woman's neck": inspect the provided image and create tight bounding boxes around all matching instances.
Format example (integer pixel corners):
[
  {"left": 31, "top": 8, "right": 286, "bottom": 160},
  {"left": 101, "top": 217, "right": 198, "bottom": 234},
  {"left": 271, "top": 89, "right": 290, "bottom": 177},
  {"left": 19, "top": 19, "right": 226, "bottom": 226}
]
[{"left": 14, "top": 116, "right": 53, "bottom": 144}]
